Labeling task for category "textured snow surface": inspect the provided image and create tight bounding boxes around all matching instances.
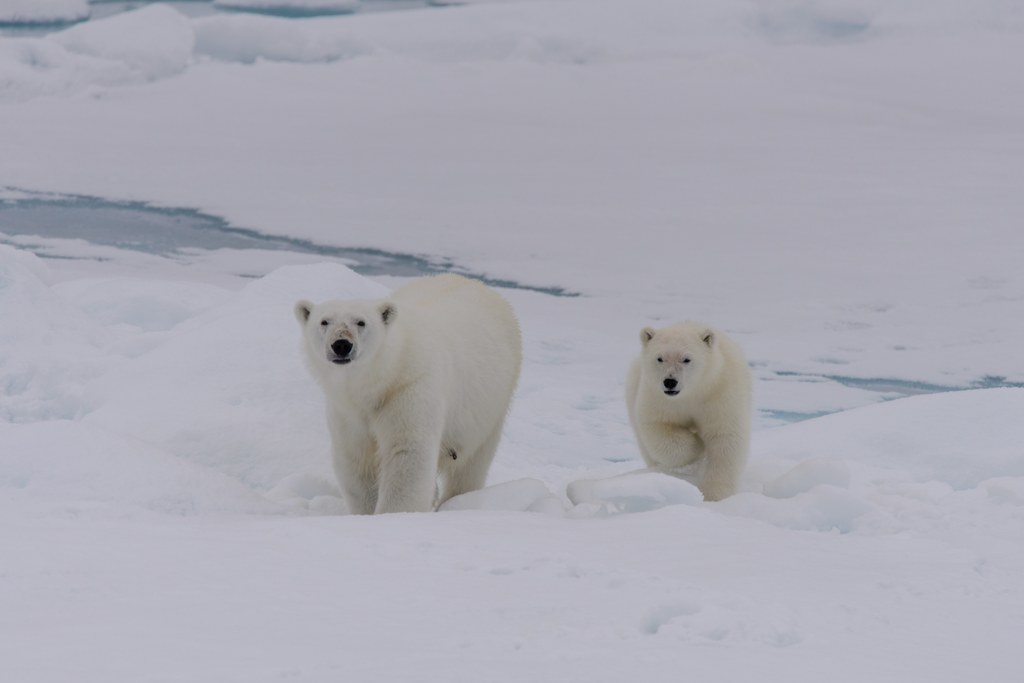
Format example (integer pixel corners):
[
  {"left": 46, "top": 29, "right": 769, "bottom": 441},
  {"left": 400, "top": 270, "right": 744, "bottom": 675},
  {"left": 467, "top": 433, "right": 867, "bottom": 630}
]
[
  {"left": 3, "top": 245, "right": 1023, "bottom": 681},
  {"left": 2, "top": 1, "right": 1023, "bottom": 680}
]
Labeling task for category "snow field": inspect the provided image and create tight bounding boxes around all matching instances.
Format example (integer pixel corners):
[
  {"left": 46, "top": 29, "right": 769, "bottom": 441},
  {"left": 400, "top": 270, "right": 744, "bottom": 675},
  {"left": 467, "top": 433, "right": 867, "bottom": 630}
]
[
  {"left": 3, "top": 205, "right": 1024, "bottom": 682},
  {"left": 2, "top": 0, "right": 1024, "bottom": 680},
  {"left": 2, "top": 1, "right": 1022, "bottom": 410}
]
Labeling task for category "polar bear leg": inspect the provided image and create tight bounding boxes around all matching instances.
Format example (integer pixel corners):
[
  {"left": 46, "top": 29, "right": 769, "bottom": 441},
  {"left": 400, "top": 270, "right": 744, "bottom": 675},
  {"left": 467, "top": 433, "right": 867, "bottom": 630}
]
[
  {"left": 366, "top": 389, "right": 444, "bottom": 513},
  {"left": 637, "top": 421, "right": 704, "bottom": 471},
  {"left": 438, "top": 420, "right": 505, "bottom": 506},
  {"left": 328, "top": 424, "right": 378, "bottom": 515},
  {"left": 699, "top": 432, "right": 747, "bottom": 501},
  {"left": 374, "top": 430, "right": 442, "bottom": 514},
  {"left": 335, "top": 458, "right": 377, "bottom": 515}
]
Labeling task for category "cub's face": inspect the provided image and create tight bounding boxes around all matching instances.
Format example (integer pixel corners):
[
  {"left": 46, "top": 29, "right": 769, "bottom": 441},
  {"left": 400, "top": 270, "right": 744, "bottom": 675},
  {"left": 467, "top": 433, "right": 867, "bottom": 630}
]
[
  {"left": 295, "top": 298, "right": 396, "bottom": 367},
  {"left": 640, "top": 325, "right": 714, "bottom": 397}
]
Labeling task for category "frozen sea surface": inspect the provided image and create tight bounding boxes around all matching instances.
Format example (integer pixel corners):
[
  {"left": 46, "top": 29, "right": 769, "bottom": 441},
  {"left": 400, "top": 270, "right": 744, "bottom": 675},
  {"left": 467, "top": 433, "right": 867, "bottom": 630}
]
[
  {"left": 0, "top": 0, "right": 90, "bottom": 29},
  {"left": 0, "top": 0, "right": 436, "bottom": 35},
  {"left": 0, "top": 190, "right": 578, "bottom": 296}
]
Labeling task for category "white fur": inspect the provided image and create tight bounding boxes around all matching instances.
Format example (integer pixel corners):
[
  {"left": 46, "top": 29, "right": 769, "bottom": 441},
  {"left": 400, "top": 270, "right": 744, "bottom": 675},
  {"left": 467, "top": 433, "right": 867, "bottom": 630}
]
[
  {"left": 296, "top": 274, "right": 522, "bottom": 514},
  {"left": 625, "top": 321, "right": 752, "bottom": 501}
]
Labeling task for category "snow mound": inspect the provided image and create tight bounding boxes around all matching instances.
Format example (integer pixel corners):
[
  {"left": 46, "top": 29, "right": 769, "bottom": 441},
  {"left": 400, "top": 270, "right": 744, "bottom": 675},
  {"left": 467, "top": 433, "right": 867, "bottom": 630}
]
[
  {"left": 213, "top": 0, "right": 360, "bottom": 17},
  {"left": 53, "top": 277, "right": 231, "bottom": 334},
  {"left": 0, "top": 0, "right": 88, "bottom": 25},
  {"left": 716, "top": 486, "right": 870, "bottom": 533},
  {"left": 982, "top": 477, "right": 1024, "bottom": 506},
  {"left": 0, "top": 38, "right": 124, "bottom": 102},
  {"left": 83, "top": 262, "right": 385, "bottom": 491},
  {"left": 0, "top": 246, "right": 390, "bottom": 506},
  {"left": 756, "top": 389, "right": 1024, "bottom": 489},
  {"left": 266, "top": 471, "right": 347, "bottom": 514},
  {"left": 0, "top": 420, "right": 278, "bottom": 515},
  {"left": 440, "top": 478, "right": 564, "bottom": 514},
  {"left": 567, "top": 470, "right": 704, "bottom": 515},
  {"left": 763, "top": 458, "right": 851, "bottom": 499},
  {"left": 232, "top": 260, "right": 387, "bottom": 305},
  {"left": 0, "top": 246, "right": 110, "bottom": 422},
  {"left": 193, "top": 13, "right": 371, "bottom": 64},
  {"left": 51, "top": 4, "right": 195, "bottom": 80}
]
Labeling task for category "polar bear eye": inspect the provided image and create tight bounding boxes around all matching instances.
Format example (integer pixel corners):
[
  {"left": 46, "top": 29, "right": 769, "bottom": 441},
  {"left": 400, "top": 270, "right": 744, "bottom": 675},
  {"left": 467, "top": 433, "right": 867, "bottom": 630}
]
[
  {"left": 320, "top": 319, "right": 329, "bottom": 327},
  {"left": 656, "top": 357, "right": 663, "bottom": 363},
  {"left": 683, "top": 357, "right": 691, "bottom": 364},
  {"left": 356, "top": 320, "right": 366, "bottom": 328}
]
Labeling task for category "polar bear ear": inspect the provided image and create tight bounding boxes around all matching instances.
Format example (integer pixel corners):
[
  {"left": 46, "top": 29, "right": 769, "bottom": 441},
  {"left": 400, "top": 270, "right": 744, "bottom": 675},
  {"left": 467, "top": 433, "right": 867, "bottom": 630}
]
[
  {"left": 641, "top": 327, "right": 656, "bottom": 346},
  {"left": 379, "top": 301, "right": 397, "bottom": 326},
  {"left": 702, "top": 330, "right": 715, "bottom": 347},
  {"left": 295, "top": 300, "right": 313, "bottom": 325}
]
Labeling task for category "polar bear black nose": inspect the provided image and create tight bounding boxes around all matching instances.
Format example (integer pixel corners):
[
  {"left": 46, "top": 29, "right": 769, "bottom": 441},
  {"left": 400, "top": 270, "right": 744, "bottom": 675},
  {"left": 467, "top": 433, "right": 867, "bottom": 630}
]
[
  {"left": 331, "top": 339, "right": 353, "bottom": 357},
  {"left": 663, "top": 378, "right": 678, "bottom": 390}
]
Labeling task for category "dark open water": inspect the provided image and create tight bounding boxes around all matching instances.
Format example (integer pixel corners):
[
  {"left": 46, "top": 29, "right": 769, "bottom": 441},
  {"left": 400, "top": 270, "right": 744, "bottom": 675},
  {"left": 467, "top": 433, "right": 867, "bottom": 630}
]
[{"left": 0, "top": 190, "right": 578, "bottom": 296}]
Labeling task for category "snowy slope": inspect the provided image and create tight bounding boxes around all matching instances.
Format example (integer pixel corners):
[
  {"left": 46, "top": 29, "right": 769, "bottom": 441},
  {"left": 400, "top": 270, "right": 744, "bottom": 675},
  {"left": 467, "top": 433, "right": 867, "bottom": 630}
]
[{"left": 3, "top": 245, "right": 1023, "bottom": 681}]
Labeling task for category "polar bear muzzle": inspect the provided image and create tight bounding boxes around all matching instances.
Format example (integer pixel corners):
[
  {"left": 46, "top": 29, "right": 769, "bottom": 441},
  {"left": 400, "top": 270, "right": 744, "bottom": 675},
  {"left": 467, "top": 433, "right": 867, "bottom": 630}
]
[{"left": 329, "top": 338, "right": 354, "bottom": 364}]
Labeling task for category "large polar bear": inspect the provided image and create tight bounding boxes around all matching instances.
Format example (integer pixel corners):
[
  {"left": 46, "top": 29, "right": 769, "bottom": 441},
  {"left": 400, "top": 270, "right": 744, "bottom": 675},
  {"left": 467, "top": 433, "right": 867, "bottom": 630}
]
[
  {"left": 625, "top": 321, "right": 752, "bottom": 501},
  {"left": 295, "top": 274, "right": 522, "bottom": 514}
]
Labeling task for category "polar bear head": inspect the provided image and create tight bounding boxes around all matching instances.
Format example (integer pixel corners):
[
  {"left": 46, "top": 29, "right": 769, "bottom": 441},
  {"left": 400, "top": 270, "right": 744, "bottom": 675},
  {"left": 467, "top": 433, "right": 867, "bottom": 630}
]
[
  {"left": 295, "top": 298, "right": 396, "bottom": 368},
  {"left": 639, "top": 322, "right": 719, "bottom": 397}
]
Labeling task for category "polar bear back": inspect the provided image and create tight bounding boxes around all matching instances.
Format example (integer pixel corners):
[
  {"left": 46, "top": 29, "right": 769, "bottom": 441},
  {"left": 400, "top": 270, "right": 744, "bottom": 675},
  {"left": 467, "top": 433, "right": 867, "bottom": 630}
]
[{"left": 391, "top": 274, "right": 521, "bottom": 438}]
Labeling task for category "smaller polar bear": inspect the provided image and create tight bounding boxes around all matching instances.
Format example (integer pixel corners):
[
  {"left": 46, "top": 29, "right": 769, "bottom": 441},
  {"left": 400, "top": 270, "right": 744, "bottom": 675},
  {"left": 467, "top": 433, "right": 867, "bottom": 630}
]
[
  {"left": 625, "top": 321, "right": 752, "bottom": 501},
  {"left": 295, "top": 274, "right": 521, "bottom": 514}
]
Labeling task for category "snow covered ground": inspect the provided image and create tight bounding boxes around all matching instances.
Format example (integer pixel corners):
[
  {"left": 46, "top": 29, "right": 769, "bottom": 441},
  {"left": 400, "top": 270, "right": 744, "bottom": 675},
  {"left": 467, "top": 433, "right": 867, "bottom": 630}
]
[
  {"left": 0, "top": 0, "right": 89, "bottom": 26},
  {"left": 2, "top": 1, "right": 1023, "bottom": 681}
]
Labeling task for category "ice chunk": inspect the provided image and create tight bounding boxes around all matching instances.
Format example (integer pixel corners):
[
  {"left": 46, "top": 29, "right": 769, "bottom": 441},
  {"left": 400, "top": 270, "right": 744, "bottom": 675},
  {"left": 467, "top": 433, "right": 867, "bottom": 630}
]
[
  {"left": 0, "top": 37, "right": 131, "bottom": 102},
  {"left": 267, "top": 472, "right": 347, "bottom": 514},
  {"left": 440, "top": 478, "right": 563, "bottom": 514},
  {"left": 0, "top": 0, "right": 88, "bottom": 25},
  {"left": 51, "top": 4, "right": 195, "bottom": 80},
  {"left": 567, "top": 470, "right": 704, "bottom": 514},
  {"left": 193, "top": 13, "right": 371, "bottom": 64}
]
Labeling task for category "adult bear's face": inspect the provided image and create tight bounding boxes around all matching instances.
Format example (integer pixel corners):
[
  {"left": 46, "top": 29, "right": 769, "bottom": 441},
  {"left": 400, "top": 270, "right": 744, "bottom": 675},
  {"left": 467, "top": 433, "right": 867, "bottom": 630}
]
[{"left": 295, "top": 298, "right": 397, "bottom": 367}]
